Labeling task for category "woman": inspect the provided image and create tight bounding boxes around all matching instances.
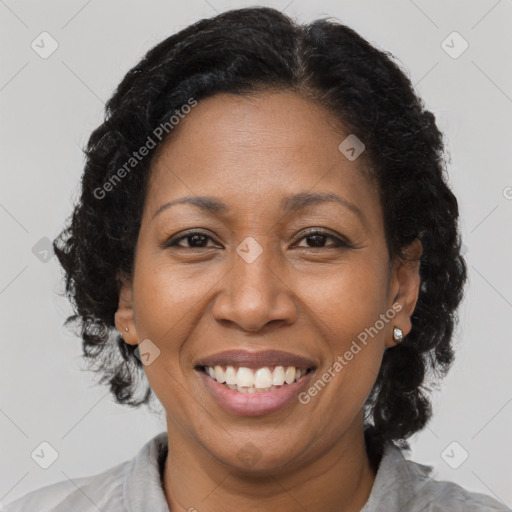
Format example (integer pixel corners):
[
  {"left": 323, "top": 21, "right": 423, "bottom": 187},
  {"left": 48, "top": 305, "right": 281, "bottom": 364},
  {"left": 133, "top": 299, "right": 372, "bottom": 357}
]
[{"left": 5, "top": 7, "right": 509, "bottom": 512}]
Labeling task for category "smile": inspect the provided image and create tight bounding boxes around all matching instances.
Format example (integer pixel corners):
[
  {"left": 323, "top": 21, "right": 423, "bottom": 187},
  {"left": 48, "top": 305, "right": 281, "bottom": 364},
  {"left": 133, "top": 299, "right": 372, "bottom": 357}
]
[{"left": 194, "top": 349, "right": 317, "bottom": 415}]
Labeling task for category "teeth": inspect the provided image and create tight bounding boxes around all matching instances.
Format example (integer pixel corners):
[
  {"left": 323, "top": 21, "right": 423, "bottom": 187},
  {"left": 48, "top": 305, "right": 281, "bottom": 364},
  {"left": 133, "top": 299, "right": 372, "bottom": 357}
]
[
  {"left": 225, "top": 365, "right": 237, "bottom": 385},
  {"left": 204, "top": 365, "right": 308, "bottom": 391},
  {"left": 236, "top": 367, "right": 254, "bottom": 387},
  {"left": 272, "top": 366, "right": 285, "bottom": 386},
  {"left": 254, "top": 368, "right": 273, "bottom": 389},
  {"left": 285, "top": 366, "right": 296, "bottom": 384},
  {"left": 214, "top": 365, "right": 226, "bottom": 384}
]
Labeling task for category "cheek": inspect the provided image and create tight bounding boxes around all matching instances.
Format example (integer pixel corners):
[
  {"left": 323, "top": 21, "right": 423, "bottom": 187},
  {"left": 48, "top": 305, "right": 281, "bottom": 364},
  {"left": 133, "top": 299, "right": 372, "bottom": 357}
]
[
  {"left": 131, "top": 258, "right": 204, "bottom": 414},
  {"left": 304, "top": 259, "right": 389, "bottom": 402},
  {"left": 132, "top": 257, "right": 211, "bottom": 342},
  {"left": 306, "top": 258, "right": 390, "bottom": 341}
]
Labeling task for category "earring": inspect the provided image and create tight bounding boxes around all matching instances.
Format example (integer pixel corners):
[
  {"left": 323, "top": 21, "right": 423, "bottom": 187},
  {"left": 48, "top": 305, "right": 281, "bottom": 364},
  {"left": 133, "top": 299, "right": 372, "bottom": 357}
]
[{"left": 393, "top": 326, "right": 403, "bottom": 343}]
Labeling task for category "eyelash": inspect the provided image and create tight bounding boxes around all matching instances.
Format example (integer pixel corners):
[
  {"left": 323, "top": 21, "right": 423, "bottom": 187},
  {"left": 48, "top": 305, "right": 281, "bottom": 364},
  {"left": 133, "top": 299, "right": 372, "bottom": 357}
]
[{"left": 165, "top": 228, "right": 352, "bottom": 250}]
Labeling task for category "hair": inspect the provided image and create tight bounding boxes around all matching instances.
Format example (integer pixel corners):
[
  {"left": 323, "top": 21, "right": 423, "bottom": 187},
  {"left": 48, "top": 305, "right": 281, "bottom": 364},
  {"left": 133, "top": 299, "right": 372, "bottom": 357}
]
[{"left": 53, "top": 7, "right": 467, "bottom": 456}]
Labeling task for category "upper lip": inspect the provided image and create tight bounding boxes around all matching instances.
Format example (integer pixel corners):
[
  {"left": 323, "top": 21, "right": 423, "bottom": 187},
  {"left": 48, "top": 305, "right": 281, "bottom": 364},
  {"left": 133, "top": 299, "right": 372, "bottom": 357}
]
[{"left": 195, "top": 350, "right": 316, "bottom": 370}]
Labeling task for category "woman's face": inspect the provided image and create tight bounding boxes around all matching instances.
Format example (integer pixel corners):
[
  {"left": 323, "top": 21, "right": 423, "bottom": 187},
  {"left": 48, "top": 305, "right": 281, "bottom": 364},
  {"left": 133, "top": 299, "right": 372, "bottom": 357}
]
[{"left": 116, "top": 91, "right": 420, "bottom": 472}]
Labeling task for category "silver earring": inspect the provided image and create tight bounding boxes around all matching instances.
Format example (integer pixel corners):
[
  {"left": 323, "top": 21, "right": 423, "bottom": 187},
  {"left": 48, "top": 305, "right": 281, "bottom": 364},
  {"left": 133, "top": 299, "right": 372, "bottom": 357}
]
[{"left": 393, "top": 326, "right": 403, "bottom": 343}]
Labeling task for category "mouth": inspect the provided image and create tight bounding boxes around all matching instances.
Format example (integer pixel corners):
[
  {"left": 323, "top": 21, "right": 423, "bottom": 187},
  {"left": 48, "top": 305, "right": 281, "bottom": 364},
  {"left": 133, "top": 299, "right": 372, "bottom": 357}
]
[
  {"left": 196, "top": 364, "right": 315, "bottom": 393},
  {"left": 194, "top": 350, "right": 317, "bottom": 416}
]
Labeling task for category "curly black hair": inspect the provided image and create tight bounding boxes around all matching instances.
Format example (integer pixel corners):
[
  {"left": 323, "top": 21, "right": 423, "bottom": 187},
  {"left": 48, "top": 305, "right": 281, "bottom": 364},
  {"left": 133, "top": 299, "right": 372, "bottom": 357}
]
[{"left": 53, "top": 7, "right": 467, "bottom": 455}]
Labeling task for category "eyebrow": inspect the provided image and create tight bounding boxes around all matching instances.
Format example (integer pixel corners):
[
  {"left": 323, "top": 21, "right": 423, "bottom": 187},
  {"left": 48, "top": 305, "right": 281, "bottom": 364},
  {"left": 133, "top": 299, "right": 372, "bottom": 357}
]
[{"left": 152, "top": 192, "right": 364, "bottom": 221}]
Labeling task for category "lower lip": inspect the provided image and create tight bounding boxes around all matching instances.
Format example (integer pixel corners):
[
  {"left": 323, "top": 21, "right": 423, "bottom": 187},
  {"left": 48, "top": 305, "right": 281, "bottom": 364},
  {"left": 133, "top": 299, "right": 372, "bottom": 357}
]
[{"left": 198, "top": 369, "right": 314, "bottom": 416}]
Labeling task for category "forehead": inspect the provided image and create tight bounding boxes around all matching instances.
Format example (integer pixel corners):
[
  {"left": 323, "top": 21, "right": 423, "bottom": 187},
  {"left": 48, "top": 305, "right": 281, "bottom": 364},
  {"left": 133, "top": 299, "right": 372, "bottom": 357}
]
[{"left": 145, "top": 91, "right": 381, "bottom": 226}]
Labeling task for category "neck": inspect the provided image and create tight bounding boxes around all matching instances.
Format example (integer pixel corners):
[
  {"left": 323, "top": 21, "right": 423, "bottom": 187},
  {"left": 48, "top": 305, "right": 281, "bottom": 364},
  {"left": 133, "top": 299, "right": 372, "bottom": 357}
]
[{"left": 162, "top": 416, "right": 376, "bottom": 512}]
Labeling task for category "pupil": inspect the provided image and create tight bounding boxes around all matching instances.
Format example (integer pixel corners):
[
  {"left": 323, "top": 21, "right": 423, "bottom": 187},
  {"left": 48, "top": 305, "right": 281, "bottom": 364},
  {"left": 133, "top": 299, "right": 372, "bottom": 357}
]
[
  {"left": 190, "top": 234, "right": 207, "bottom": 247},
  {"left": 308, "top": 234, "right": 325, "bottom": 247}
]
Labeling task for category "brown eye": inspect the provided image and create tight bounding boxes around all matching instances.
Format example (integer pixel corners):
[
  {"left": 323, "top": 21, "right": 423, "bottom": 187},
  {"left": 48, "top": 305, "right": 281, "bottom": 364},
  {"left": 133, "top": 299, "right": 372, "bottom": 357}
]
[
  {"left": 165, "top": 230, "right": 219, "bottom": 249},
  {"left": 295, "top": 229, "right": 351, "bottom": 249}
]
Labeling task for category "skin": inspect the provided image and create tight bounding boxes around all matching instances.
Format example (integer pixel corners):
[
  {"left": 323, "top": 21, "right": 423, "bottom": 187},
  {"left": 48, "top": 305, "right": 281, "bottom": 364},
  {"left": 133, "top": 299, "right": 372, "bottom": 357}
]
[{"left": 115, "top": 91, "right": 422, "bottom": 512}]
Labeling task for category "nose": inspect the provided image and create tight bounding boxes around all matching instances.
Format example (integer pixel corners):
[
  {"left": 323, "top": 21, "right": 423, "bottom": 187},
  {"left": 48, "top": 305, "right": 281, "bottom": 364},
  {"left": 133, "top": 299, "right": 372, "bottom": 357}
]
[{"left": 211, "top": 244, "right": 298, "bottom": 332}]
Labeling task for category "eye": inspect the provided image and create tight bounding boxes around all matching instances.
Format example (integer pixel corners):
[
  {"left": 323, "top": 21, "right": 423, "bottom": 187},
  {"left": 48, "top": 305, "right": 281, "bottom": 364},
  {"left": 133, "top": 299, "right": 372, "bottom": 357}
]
[
  {"left": 165, "top": 230, "right": 219, "bottom": 249},
  {"left": 164, "top": 228, "right": 352, "bottom": 250},
  {"left": 294, "top": 229, "right": 351, "bottom": 249}
]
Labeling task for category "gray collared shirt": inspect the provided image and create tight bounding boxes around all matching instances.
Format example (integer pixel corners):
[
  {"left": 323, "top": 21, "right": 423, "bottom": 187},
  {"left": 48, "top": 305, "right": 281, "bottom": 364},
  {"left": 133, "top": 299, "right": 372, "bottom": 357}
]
[{"left": 4, "top": 431, "right": 510, "bottom": 511}]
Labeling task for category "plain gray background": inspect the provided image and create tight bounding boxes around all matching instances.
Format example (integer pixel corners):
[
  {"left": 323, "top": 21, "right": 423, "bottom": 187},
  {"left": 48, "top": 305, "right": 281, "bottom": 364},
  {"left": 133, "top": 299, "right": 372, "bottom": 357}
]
[{"left": 1, "top": 0, "right": 511, "bottom": 508}]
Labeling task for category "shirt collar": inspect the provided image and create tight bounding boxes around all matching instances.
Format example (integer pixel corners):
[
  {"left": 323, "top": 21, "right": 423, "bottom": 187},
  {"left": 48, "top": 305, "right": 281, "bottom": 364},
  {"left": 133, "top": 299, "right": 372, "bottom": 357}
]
[
  {"left": 123, "top": 431, "right": 170, "bottom": 512},
  {"left": 360, "top": 443, "right": 434, "bottom": 511}
]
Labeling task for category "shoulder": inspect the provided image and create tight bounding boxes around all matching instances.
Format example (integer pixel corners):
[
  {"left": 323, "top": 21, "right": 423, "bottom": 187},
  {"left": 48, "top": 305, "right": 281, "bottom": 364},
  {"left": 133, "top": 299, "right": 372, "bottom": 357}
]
[
  {"left": 362, "top": 443, "right": 511, "bottom": 512},
  {"left": 3, "top": 431, "right": 169, "bottom": 512},
  {"left": 411, "top": 477, "right": 511, "bottom": 511},
  {"left": 2, "top": 461, "right": 128, "bottom": 512}
]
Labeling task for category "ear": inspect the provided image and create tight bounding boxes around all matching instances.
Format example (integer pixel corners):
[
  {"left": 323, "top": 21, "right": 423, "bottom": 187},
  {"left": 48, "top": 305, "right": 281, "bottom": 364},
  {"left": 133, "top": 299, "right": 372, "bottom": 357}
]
[
  {"left": 386, "top": 239, "right": 423, "bottom": 348},
  {"left": 114, "top": 272, "right": 138, "bottom": 346}
]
